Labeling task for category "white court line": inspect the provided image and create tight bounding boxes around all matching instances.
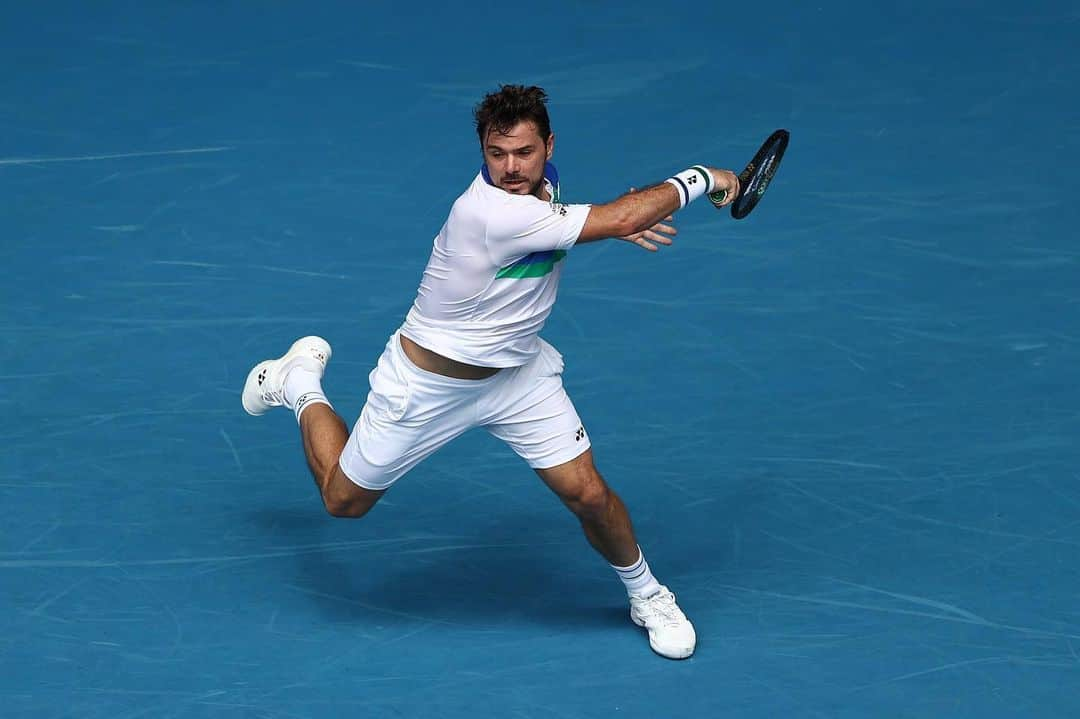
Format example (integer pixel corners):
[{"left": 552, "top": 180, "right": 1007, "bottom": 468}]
[{"left": 0, "top": 146, "right": 233, "bottom": 166}]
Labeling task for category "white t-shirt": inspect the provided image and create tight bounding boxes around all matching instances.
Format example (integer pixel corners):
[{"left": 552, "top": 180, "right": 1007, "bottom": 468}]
[{"left": 399, "top": 168, "right": 591, "bottom": 367}]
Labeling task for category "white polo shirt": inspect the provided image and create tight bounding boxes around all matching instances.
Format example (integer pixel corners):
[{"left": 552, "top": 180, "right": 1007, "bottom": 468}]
[{"left": 399, "top": 167, "right": 591, "bottom": 367}]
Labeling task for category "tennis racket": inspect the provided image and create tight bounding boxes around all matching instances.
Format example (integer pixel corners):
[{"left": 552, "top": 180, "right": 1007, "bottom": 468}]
[{"left": 709, "top": 129, "right": 790, "bottom": 220}]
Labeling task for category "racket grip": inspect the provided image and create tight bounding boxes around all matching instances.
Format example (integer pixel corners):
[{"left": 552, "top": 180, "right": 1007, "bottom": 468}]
[{"left": 708, "top": 189, "right": 727, "bottom": 204}]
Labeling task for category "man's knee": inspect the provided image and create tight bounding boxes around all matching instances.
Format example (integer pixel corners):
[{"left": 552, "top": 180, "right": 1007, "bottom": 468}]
[
  {"left": 322, "top": 466, "right": 383, "bottom": 518},
  {"left": 565, "top": 470, "right": 612, "bottom": 520},
  {"left": 323, "top": 494, "right": 373, "bottom": 518}
]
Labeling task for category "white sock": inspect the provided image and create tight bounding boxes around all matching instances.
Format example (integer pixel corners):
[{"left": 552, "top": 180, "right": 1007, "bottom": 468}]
[
  {"left": 612, "top": 546, "right": 662, "bottom": 598},
  {"left": 283, "top": 367, "right": 331, "bottom": 423}
]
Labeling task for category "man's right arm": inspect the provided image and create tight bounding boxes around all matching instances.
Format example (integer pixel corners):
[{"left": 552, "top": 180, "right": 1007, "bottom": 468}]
[{"left": 577, "top": 167, "right": 739, "bottom": 245}]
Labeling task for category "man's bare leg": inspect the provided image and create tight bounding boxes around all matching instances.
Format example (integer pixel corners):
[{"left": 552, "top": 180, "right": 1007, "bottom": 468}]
[
  {"left": 534, "top": 448, "right": 640, "bottom": 567},
  {"left": 241, "top": 335, "right": 383, "bottom": 518},
  {"left": 297, "top": 403, "right": 384, "bottom": 518},
  {"left": 535, "top": 447, "right": 696, "bottom": 659}
]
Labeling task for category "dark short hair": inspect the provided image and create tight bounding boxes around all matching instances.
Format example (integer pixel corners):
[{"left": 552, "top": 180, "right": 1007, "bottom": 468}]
[{"left": 474, "top": 85, "right": 551, "bottom": 145}]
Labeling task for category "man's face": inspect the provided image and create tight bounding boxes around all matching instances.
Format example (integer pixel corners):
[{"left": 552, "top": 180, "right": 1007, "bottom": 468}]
[{"left": 482, "top": 120, "right": 554, "bottom": 197}]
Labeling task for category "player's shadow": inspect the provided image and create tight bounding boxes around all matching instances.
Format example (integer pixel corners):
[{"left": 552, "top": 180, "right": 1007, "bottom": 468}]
[{"left": 249, "top": 506, "right": 628, "bottom": 631}]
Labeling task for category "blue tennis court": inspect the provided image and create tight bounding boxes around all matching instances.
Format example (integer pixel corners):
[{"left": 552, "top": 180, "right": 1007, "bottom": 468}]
[{"left": 3, "top": 2, "right": 1078, "bottom": 716}]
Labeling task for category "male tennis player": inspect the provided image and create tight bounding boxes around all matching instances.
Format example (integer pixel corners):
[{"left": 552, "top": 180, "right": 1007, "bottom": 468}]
[{"left": 242, "top": 85, "right": 739, "bottom": 659}]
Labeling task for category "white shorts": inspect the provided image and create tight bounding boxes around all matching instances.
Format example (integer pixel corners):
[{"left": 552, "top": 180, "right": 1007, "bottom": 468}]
[{"left": 339, "top": 331, "right": 591, "bottom": 490}]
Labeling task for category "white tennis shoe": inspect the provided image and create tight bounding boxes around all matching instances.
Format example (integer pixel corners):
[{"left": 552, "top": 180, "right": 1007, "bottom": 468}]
[
  {"left": 242, "top": 336, "right": 332, "bottom": 416},
  {"left": 629, "top": 585, "right": 697, "bottom": 659}
]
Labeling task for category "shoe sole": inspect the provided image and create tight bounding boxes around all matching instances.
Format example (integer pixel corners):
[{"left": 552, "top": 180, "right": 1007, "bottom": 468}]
[{"left": 242, "top": 336, "right": 332, "bottom": 416}]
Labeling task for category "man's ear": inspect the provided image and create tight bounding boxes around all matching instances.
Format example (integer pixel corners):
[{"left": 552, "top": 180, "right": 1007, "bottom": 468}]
[{"left": 546, "top": 133, "right": 555, "bottom": 161}]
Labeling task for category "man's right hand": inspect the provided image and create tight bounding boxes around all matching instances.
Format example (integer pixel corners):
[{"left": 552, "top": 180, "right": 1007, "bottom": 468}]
[{"left": 708, "top": 169, "right": 740, "bottom": 208}]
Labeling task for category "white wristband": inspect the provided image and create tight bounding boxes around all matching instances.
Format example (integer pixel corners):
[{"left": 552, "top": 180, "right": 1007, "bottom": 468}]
[{"left": 665, "top": 166, "right": 714, "bottom": 208}]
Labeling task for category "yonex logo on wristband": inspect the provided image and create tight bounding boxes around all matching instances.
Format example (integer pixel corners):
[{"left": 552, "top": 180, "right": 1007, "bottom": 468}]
[{"left": 691, "top": 166, "right": 713, "bottom": 192}]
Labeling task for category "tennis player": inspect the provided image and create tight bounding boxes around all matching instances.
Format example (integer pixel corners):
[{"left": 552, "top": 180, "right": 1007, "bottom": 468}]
[{"left": 242, "top": 85, "right": 739, "bottom": 659}]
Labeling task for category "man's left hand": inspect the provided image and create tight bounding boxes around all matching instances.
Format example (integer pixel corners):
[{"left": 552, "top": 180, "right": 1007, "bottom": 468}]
[{"left": 619, "top": 187, "right": 677, "bottom": 252}]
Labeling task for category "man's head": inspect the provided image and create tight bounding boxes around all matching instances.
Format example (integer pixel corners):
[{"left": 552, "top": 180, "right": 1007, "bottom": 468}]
[{"left": 474, "top": 85, "right": 554, "bottom": 197}]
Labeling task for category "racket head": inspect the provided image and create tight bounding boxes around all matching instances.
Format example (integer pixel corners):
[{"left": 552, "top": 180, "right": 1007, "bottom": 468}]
[{"left": 709, "top": 129, "right": 790, "bottom": 219}]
